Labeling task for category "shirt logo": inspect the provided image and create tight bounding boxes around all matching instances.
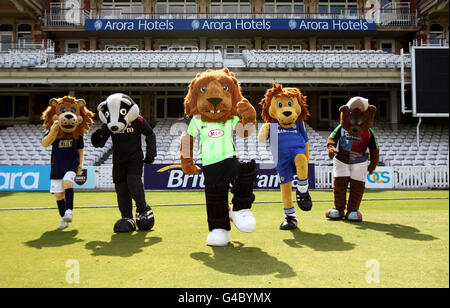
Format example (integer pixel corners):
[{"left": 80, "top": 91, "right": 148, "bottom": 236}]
[
  {"left": 58, "top": 140, "right": 73, "bottom": 148},
  {"left": 208, "top": 129, "right": 224, "bottom": 138}
]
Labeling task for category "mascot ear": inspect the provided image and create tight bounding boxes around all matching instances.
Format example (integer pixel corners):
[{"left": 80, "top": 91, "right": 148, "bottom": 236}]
[
  {"left": 367, "top": 105, "right": 377, "bottom": 122},
  {"left": 97, "top": 101, "right": 106, "bottom": 112},
  {"left": 76, "top": 99, "right": 86, "bottom": 107},
  {"left": 49, "top": 98, "right": 58, "bottom": 107},
  {"left": 339, "top": 105, "right": 349, "bottom": 113}
]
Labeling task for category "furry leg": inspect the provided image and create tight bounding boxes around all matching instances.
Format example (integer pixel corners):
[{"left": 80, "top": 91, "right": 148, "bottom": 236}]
[
  {"left": 333, "top": 177, "right": 350, "bottom": 217},
  {"left": 115, "top": 182, "right": 133, "bottom": 219},
  {"left": 347, "top": 179, "right": 366, "bottom": 214}
]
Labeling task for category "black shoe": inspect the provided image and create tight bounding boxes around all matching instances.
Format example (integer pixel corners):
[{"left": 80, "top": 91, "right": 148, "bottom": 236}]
[
  {"left": 114, "top": 218, "right": 136, "bottom": 233},
  {"left": 297, "top": 190, "right": 312, "bottom": 211},
  {"left": 136, "top": 204, "right": 155, "bottom": 231},
  {"left": 280, "top": 216, "right": 298, "bottom": 230}
]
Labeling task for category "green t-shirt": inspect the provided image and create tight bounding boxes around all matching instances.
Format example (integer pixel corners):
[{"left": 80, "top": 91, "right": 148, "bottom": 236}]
[{"left": 187, "top": 115, "right": 240, "bottom": 166}]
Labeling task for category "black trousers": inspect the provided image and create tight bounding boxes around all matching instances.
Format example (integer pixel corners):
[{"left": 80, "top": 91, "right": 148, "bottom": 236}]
[
  {"left": 112, "top": 160, "right": 147, "bottom": 219},
  {"left": 202, "top": 157, "right": 256, "bottom": 231}
]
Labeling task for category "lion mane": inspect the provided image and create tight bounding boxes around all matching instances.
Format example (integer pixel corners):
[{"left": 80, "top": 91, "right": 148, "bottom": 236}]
[
  {"left": 260, "top": 82, "right": 310, "bottom": 123},
  {"left": 184, "top": 68, "right": 243, "bottom": 123},
  {"left": 41, "top": 96, "right": 94, "bottom": 139}
]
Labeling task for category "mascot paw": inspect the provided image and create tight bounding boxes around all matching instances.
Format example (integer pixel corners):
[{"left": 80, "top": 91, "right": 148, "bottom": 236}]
[
  {"left": 346, "top": 211, "right": 363, "bottom": 222},
  {"left": 296, "top": 190, "right": 312, "bottom": 211},
  {"left": 229, "top": 206, "right": 256, "bottom": 233},
  {"left": 143, "top": 155, "right": 155, "bottom": 164},
  {"left": 91, "top": 129, "right": 103, "bottom": 147},
  {"left": 113, "top": 218, "right": 137, "bottom": 233},
  {"left": 280, "top": 216, "right": 298, "bottom": 230},
  {"left": 206, "top": 229, "right": 229, "bottom": 246},
  {"left": 325, "top": 208, "right": 343, "bottom": 220},
  {"left": 136, "top": 204, "right": 155, "bottom": 231}
]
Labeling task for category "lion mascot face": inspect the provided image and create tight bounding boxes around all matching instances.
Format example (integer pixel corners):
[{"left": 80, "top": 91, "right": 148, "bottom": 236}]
[
  {"left": 260, "top": 82, "right": 309, "bottom": 128},
  {"left": 184, "top": 68, "right": 243, "bottom": 123},
  {"left": 41, "top": 96, "right": 94, "bottom": 138},
  {"left": 339, "top": 96, "right": 376, "bottom": 137}
]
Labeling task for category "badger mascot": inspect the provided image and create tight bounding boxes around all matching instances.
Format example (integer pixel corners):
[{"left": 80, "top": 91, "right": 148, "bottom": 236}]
[{"left": 91, "top": 93, "right": 156, "bottom": 232}]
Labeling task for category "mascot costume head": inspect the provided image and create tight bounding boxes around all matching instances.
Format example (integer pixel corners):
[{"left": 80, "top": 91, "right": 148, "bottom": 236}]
[
  {"left": 180, "top": 68, "right": 258, "bottom": 246},
  {"left": 97, "top": 93, "right": 140, "bottom": 133},
  {"left": 258, "top": 82, "right": 311, "bottom": 230},
  {"left": 326, "top": 96, "right": 380, "bottom": 221}
]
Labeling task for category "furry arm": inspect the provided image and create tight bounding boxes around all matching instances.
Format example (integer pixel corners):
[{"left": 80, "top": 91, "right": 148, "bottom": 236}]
[
  {"left": 257, "top": 123, "right": 270, "bottom": 143},
  {"left": 140, "top": 118, "right": 157, "bottom": 159},
  {"left": 180, "top": 131, "right": 201, "bottom": 174},
  {"left": 41, "top": 120, "right": 59, "bottom": 147},
  {"left": 326, "top": 137, "right": 338, "bottom": 159},
  {"left": 235, "top": 99, "right": 257, "bottom": 138},
  {"left": 368, "top": 148, "right": 379, "bottom": 174},
  {"left": 77, "top": 149, "right": 84, "bottom": 175}
]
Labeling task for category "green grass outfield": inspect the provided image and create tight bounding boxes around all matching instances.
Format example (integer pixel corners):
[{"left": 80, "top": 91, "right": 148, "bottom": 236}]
[{"left": 0, "top": 190, "right": 448, "bottom": 288}]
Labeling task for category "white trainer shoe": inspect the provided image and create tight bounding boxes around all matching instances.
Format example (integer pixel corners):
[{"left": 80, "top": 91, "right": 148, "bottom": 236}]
[
  {"left": 63, "top": 209, "right": 73, "bottom": 223},
  {"left": 57, "top": 218, "right": 69, "bottom": 230},
  {"left": 229, "top": 207, "right": 256, "bottom": 233},
  {"left": 206, "top": 229, "right": 229, "bottom": 246}
]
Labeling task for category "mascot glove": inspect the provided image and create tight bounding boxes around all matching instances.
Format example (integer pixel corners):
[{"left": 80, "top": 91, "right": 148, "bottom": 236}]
[
  {"left": 368, "top": 164, "right": 377, "bottom": 175},
  {"left": 91, "top": 129, "right": 103, "bottom": 148},
  {"left": 143, "top": 155, "right": 155, "bottom": 164},
  {"left": 327, "top": 146, "right": 338, "bottom": 160}
]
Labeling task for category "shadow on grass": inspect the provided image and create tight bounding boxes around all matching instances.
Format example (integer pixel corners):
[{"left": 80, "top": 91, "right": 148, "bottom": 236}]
[
  {"left": 191, "top": 241, "right": 296, "bottom": 278},
  {"left": 283, "top": 229, "right": 356, "bottom": 251},
  {"left": 85, "top": 231, "right": 162, "bottom": 257},
  {"left": 347, "top": 221, "right": 439, "bottom": 241},
  {"left": 24, "top": 229, "right": 84, "bottom": 249}
]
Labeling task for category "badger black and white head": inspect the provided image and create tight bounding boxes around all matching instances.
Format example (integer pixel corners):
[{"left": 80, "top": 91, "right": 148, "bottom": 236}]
[{"left": 97, "top": 93, "right": 140, "bottom": 133}]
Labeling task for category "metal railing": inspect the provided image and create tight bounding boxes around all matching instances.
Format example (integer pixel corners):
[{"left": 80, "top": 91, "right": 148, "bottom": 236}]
[{"left": 44, "top": 7, "right": 418, "bottom": 27}]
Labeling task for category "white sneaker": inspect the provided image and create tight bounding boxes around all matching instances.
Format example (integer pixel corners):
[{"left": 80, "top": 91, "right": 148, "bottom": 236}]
[
  {"left": 63, "top": 209, "right": 73, "bottom": 223},
  {"left": 206, "top": 229, "right": 229, "bottom": 246},
  {"left": 229, "top": 207, "right": 256, "bottom": 233},
  {"left": 57, "top": 218, "right": 68, "bottom": 230}
]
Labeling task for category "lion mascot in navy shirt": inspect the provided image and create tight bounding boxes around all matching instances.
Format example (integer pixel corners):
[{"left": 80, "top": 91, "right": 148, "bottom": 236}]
[{"left": 41, "top": 96, "right": 94, "bottom": 230}]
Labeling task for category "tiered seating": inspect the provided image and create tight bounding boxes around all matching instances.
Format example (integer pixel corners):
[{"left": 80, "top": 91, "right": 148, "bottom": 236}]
[
  {"left": 0, "top": 50, "right": 46, "bottom": 68},
  {"left": 374, "top": 123, "right": 449, "bottom": 166},
  {"left": 242, "top": 50, "right": 412, "bottom": 70},
  {"left": 40, "top": 50, "right": 224, "bottom": 69},
  {"left": 0, "top": 123, "right": 111, "bottom": 166}
]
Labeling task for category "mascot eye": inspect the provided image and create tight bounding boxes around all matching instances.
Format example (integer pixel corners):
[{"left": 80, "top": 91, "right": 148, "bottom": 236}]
[
  {"left": 350, "top": 119, "right": 355, "bottom": 125},
  {"left": 223, "top": 86, "right": 229, "bottom": 91},
  {"left": 60, "top": 107, "right": 66, "bottom": 113},
  {"left": 200, "top": 87, "right": 207, "bottom": 93},
  {"left": 70, "top": 108, "right": 76, "bottom": 113},
  {"left": 358, "top": 119, "right": 363, "bottom": 125},
  {"left": 287, "top": 100, "right": 293, "bottom": 107},
  {"left": 278, "top": 102, "right": 283, "bottom": 108},
  {"left": 105, "top": 111, "right": 110, "bottom": 118},
  {"left": 120, "top": 108, "right": 127, "bottom": 116}
]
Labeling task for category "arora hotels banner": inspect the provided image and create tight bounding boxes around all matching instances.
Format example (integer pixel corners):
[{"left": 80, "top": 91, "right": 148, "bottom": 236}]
[
  {"left": 86, "top": 18, "right": 376, "bottom": 32},
  {"left": 144, "top": 163, "right": 315, "bottom": 190}
]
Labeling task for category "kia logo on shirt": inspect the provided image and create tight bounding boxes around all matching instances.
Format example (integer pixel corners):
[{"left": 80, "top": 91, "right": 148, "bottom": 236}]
[{"left": 208, "top": 129, "right": 224, "bottom": 138}]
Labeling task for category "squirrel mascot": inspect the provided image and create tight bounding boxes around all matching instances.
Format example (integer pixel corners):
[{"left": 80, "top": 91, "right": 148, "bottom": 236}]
[
  {"left": 91, "top": 93, "right": 157, "bottom": 232},
  {"left": 326, "top": 96, "right": 379, "bottom": 222},
  {"left": 180, "top": 68, "right": 258, "bottom": 246},
  {"left": 258, "top": 83, "right": 311, "bottom": 230},
  {"left": 41, "top": 96, "right": 94, "bottom": 230}
]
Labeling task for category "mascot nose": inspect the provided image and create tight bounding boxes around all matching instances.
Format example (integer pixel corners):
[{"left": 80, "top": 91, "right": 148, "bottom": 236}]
[
  {"left": 352, "top": 127, "right": 359, "bottom": 133},
  {"left": 207, "top": 97, "right": 222, "bottom": 107},
  {"left": 283, "top": 111, "right": 292, "bottom": 117},
  {"left": 65, "top": 114, "right": 74, "bottom": 119},
  {"left": 110, "top": 125, "right": 119, "bottom": 132}
]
